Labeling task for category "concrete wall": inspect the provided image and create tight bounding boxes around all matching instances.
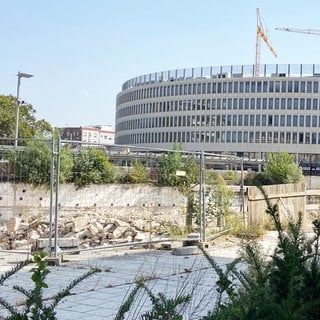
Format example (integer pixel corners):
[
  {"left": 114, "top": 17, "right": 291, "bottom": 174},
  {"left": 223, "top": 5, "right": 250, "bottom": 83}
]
[
  {"left": 0, "top": 183, "right": 188, "bottom": 228},
  {"left": 0, "top": 182, "right": 311, "bottom": 231}
]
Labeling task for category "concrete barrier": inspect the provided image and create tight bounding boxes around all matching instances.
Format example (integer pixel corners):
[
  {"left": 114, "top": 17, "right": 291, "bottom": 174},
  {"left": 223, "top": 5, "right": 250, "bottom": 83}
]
[{"left": 36, "top": 237, "right": 79, "bottom": 249}]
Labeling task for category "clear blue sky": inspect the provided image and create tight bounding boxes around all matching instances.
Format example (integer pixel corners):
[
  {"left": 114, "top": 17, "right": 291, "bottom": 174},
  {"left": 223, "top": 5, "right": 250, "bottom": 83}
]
[{"left": 1, "top": 0, "right": 320, "bottom": 129}]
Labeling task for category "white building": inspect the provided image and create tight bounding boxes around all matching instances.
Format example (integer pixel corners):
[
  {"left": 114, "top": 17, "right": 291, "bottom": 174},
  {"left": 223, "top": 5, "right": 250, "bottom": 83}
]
[
  {"left": 115, "top": 64, "right": 320, "bottom": 167},
  {"left": 61, "top": 125, "right": 115, "bottom": 145}
]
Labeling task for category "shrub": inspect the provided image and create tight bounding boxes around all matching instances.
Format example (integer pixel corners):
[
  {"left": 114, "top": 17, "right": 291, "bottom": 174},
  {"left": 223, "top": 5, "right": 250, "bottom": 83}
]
[
  {"left": 203, "top": 186, "right": 320, "bottom": 319},
  {"left": 119, "top": 159, "right": 149, "bottom": 183},
  {"left": 0, "top": 252, "right": 101, "bottom": 320},
  {"left": 72, "top": 148, "right": 115, "bottom": 187}
]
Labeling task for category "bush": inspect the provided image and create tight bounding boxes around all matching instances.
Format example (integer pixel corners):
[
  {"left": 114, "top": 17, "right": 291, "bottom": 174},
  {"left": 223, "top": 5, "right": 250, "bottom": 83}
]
[
  {"left": 72, "top": 148, "right": 115, "bottom": 187},
  {"left": 10, "top": 140, "right": 51, "bottom": 185},
  {"left": 203, "top": 186, "right": 320, "bottom": 319},
  {"left": 119, "top": 159, "right": 148, "bottom": 183},
  {"left": 0, "top": 252, "right": 101, "bottom": 320}
]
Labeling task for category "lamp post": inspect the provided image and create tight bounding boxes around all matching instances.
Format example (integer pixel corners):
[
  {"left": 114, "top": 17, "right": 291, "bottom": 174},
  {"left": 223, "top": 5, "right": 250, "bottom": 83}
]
[{"left": 14, "top": 71, "right": 33, "bottom": 148}]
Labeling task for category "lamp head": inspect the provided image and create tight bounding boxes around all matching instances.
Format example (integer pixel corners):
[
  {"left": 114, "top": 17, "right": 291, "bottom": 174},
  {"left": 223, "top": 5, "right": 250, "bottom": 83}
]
[{"left": 17, "top": 71, "right": 33, "bottom": 79}]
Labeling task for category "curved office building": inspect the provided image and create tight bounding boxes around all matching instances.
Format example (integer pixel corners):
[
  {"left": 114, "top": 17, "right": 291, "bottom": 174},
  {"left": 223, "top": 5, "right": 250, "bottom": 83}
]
[{"left": 115, "top": 64, "right": 320, "bottom": 162}]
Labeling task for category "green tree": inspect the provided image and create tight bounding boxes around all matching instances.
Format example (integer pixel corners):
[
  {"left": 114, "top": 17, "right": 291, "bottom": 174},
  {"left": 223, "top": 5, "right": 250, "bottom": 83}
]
[
  {"left": 10, "top": 139, "right": 51, "bottom": 184},
  {"left": 120, "top": 159, "right": 149, "bottom": 183},
  {"left": 157, "top": 145, "right": 183, "bottom": 186},
  {"left": 59, "top": 144, "right": 74, "bottom": 184},
  {"left": 183, "top": 157, "right": 200, "bottom": 187},
  {"left": 193, "top": 170, "right": 233, "bottom": 228},
  {"left": 225, "top": 170, "right": 238, "bottom": 185},
  {"left": 9, "top": 138, "right": 73, "bottom": 185},
  {"left": 157, "top": 145, "right": 200, "bottom": 188},
  {"left": 72, "top": 148, "right": 115, "bottom": 187},
  {"left": 262, "top": 152, "right": 303, "bottom": 185},
  {"left": 0, "top": 95, "right": 52, "bottom": 141}
]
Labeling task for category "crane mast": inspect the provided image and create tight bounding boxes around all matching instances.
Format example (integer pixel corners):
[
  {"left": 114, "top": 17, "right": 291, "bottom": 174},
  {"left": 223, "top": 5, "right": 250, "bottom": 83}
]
[
  {"left": 276, "top": 27, "right": 320, "bottom": 36},
  {"left": 255, "top": 8, "right": 277, "bottom": 77}
]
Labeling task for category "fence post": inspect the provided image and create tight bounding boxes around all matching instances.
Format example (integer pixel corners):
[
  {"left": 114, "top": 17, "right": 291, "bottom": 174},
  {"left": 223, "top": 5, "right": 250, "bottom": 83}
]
[
  {"left": 199, "top": 150, "right": 205, "bottom": 242},
  {"left": 240, "top": 157, "right": 247, "bottom": 227},
  {"left": 54, "top": 136, "right": 61, "bottom": 257},
  {"left": 48, "top": 136, "right": 55, "bottom": 256}
]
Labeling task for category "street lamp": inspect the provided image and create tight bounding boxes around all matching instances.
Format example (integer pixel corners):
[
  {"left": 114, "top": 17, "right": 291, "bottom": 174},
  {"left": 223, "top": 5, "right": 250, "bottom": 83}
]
[{"left": 14, "top": 71, "right": 33, "bottom": 148}]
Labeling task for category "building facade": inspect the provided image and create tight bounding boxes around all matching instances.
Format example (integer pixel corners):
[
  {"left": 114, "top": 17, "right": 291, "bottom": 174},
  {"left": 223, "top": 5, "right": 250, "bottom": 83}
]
[
  {"left": 115, "top": 64, "right": 320, "bottom": 164},
  {"left": 60, "top": 125, "right": 115, "bottom": 145}
]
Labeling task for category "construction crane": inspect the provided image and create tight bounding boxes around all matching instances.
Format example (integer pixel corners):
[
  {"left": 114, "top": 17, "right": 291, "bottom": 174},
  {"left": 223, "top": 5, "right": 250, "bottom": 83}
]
[
  {"left": 276, "top": 27, "right": 320, "bottom": 36},
  {"left": 255, "top": 8, "right": 278, "bottom": 77}
]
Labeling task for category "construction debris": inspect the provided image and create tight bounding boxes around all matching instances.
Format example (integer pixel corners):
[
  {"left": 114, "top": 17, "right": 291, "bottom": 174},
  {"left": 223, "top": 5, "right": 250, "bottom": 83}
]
[{"left": 0, "top": 211, "right": 178, "bottom": 251}]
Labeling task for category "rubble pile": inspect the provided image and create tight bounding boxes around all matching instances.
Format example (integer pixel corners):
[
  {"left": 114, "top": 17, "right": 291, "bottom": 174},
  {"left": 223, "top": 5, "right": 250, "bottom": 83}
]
[{"left": 0, "top": 211, "right": 177, "bottom": 251}]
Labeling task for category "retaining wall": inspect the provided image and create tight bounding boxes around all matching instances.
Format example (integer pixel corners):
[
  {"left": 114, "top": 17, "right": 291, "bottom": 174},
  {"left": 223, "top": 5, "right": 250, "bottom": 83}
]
[{"left": 0, "top": 183, "right": 188, "bottom": 228}]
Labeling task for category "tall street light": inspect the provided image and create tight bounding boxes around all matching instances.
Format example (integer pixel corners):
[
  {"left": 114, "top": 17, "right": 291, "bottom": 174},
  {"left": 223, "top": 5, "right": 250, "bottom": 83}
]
[{"left": 14, "top": 71, "right": 33, "bottom": 148}]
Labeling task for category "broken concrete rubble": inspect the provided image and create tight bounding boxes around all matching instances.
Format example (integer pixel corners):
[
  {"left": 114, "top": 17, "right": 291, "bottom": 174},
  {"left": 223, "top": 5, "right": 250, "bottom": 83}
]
[{"left": 0, "top": 210, "right": 183, "bottom": 251}]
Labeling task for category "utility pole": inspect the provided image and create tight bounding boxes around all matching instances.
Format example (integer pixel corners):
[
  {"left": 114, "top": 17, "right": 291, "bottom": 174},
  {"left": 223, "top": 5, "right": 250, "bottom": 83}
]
[{"left": 14, "top": 72, "right": 33, "bottom": 148}]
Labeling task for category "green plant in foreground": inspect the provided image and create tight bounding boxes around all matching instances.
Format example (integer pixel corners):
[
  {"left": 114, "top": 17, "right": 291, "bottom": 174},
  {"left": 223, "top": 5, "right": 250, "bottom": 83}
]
[
  {"left": 202, "top": 186, "right": 320, "bottom": 320},
  {"left": 0, "top": 251, "right": 101, "bottom": 320},
  {"left": 115, "top": 280, "right": 191, "bottom": 320},
  {"left": 116, "top": 185, "right": 320, "bottom": 319}
]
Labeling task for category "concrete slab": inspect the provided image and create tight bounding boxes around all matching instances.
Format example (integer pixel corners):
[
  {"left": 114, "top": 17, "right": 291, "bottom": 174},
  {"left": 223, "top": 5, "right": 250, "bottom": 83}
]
[
  {"left": 36, "top": 237, "right": 79, "bottom": 249},
  {"left": 0, "top": 248, "right": 232, "bottom": 319},
  {"left": 172, "top": 246, "right": 200, "bottom": 256}
]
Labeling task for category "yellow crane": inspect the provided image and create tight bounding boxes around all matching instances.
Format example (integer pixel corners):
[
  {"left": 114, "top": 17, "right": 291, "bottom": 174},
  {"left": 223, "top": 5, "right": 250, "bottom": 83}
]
[
  {"left": 276, "top": 27, "right": 320, "bottom": 36},
  {"left": 255, "top": 8, "right": 278, "bottom": 77}
]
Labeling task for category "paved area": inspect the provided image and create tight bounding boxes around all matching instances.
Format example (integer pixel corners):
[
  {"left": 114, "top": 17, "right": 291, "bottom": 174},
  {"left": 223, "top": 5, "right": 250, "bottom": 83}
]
[
  {"left": 0, "top": 247, "right": 233, "bottom": 320},
  {"left": 0, "top": 232, "right": 281, "bottom": 319}
]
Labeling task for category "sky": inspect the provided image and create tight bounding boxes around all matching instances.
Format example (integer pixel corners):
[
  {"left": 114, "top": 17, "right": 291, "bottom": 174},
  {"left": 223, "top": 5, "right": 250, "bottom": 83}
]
[{"left": 1, "top": 0, "right": 320, "bottom": 129}]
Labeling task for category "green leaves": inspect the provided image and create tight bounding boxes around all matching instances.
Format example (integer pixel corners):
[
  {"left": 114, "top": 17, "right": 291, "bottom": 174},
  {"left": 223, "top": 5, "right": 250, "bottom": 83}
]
[
  {"left": 10, "top": 142, "right": 116, "bottom": 187},
  {"left": 72, "top": 148, "right": 115, "bottom": 187},
  {"left": 30, "top": 253, "right": 50, "bottom": 289},
  {"left": 120, "top": 159, "right": 149, "bottom": 183},
  {"left": 157, "top": 145, "right": 183, "bottom": 186},
  {"left": 0, "top": 94, "right": 52, "bottom": 140},
  {"left": 116, "top": 280, "right": 190, "bottom": 320},
  {"left": 0, "top": 251, "right": 101, "bottom": 320},
  {"left": 262, "top": 152, "right": 304, "bottom": 185},
  {"left": 11, "top": 139, "right": 51, "bottom": 185},
  {"left": 157, "top": 144, "right": 199, "bottom": 188},
  {"left": 203, "top": 192, "right": 320, "bottom": 320}
]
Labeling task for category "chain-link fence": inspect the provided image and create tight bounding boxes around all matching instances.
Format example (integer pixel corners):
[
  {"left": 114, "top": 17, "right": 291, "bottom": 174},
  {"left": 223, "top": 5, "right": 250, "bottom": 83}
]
[{"left": 0, "top": 137, "right": 248, "bottom": 255}]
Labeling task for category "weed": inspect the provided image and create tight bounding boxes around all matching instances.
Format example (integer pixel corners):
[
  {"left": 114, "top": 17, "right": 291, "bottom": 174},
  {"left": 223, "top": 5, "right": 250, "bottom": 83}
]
[{"left": 0, "top": 251, "right": 101, "bottom": 320}]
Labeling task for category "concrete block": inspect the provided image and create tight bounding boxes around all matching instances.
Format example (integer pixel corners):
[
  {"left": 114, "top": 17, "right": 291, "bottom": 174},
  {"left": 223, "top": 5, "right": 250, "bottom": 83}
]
[
  {"left": 172, "top": 246, "right": 199, "bottom": 256},
  {"left": 59, "top": 237, "right": 79, "bottom": 247},
  {"left": 45, "top": 256, "right": 62, "bottom": 266},
  {"left": 160, "top": 242, "right": 172, "bottom": 250},
  {"left": 183, "top": 239, "right": 200, "bottom": 247},
  {"left": 182, "top": 233, "right": 200, "bottom": 247},
  {"left": 87, "top": 223, "right": 99, "bottom": 236},
  {"left": 36, "top": 237, "right": 79, "bottom": 249},
  {"left": 187, "top": 233, "right": 200, "bottom": 239},
  {"left": 7, "top": 217, "right": 21, "bottom": 234},
  {"left": 198, "top": 242, "right": 209, "bottom": 249},
  {"left": 73, "top": 217, "right": 90, "bottom": 233}
]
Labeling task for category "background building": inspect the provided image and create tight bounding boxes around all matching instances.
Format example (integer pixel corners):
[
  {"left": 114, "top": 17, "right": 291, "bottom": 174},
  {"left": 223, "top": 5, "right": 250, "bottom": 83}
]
[
  {"left": 115, "top": 64, "right": 320, "bottom": 167},
  {"left": 60, "top": 125, "right": 114, "bottom": 145}
]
